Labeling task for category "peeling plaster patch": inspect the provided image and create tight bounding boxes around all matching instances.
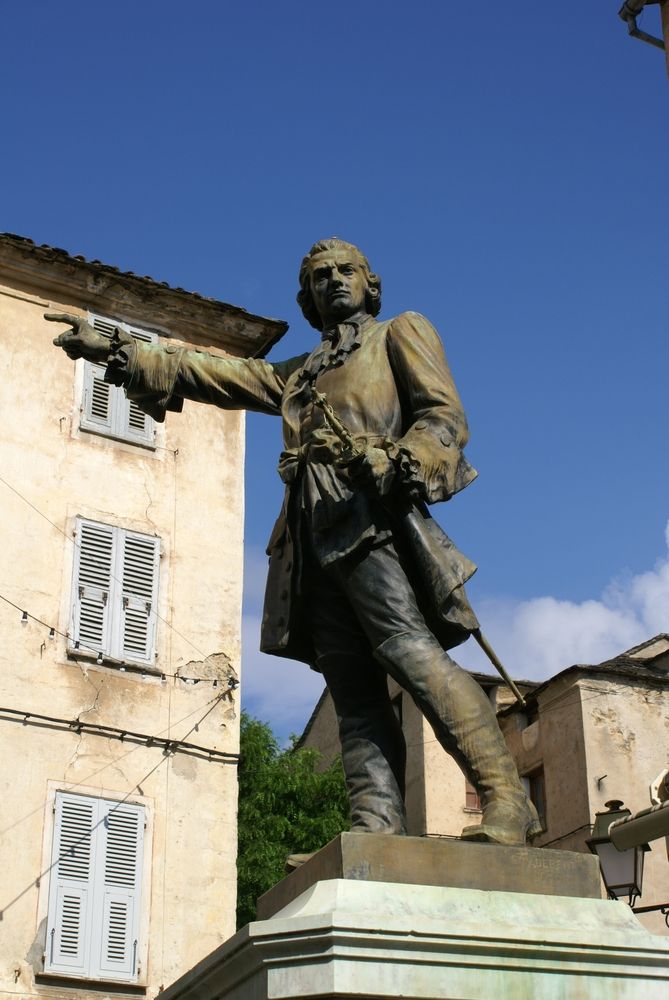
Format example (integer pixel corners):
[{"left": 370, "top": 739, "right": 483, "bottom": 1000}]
[
  {"left": 611, "top": 726, "right": 636, "bottom": 753},
  {"left": 591, "top": 707, "right": 637, "bottom": 753},
  {"left": 591, "top": 707, "right": 618, "bottom": 726},
  {"left": 26, "top": 917, "right": 47, "bottom": 976},
  {"left": 178, "top": 651, "right": 235, "bottom": 687},
  {"left": 171, "top": 754, "right": 197, "bottom": 782},
  {"left": 221, "top": 702, "right": 237, "bottom": 722}
]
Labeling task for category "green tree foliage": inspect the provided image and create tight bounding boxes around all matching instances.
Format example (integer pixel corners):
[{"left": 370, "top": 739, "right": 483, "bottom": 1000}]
[{"left": 236, "top": 710, "right": 349, "bottom": 928}]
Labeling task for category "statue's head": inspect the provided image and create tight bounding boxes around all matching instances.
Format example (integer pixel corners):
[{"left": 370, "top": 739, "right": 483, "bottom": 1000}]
[{"left": 297, "top": 238, "right": 382, "bottom": 331}]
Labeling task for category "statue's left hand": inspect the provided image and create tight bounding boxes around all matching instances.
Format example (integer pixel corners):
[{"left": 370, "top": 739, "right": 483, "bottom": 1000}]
[{"left": 341, "top": 446, "right": 396, "bottom": 497}]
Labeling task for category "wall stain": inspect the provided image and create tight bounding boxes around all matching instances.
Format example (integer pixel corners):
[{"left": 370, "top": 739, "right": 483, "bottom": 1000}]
[{"left": 591, "top": 706, "right": 636, "bottom": 753}]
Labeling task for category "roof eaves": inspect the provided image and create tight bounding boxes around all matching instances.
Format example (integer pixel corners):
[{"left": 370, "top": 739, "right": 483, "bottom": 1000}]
[
  {"left": 499, "top": 649, "right": 669, "bottom": 717},
  {"left": 0, "top": 233, "right": 289, "bottom": 358}
]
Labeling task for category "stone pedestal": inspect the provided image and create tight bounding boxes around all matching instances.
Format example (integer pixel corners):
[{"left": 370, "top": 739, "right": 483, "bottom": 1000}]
[{"left": 161, "top": 834, "right": 669, "bottom": 1000}]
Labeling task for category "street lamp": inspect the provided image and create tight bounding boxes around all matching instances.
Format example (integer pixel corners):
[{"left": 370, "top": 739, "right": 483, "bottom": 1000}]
[
  {"left": 618, "top": 1, "right": 667, "bottom": 50},
  {"left": 586, "top": 800, "right": 650, "bottom": 907}
]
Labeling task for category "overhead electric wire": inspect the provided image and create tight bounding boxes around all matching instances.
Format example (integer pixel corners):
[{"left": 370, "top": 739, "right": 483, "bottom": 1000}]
[
  {"left": 0, "top": 693, "right": 228, "bottom": 922},
  {"left": 0, "top": 692, "right": 231, "bottom": 838},
  {"left": 0, "top": 704, "right": 238, "bottom": 762},
  {"left": 0, "top": 590, "right": 232, "bottom": 685}
]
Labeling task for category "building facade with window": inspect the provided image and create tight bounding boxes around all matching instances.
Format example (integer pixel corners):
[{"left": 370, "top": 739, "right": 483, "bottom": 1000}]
[
  {"left": 499, "top": 633, "right": 669, "bottom": 936},
  {"left": 0, "top": 234, "right": 286, "bottom": 999},
  {"left": 298, "top": 634, "right": 669, "bottom": 935}
]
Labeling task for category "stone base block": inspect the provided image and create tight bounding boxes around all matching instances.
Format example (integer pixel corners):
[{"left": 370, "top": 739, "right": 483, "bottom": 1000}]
[
  {"left": 162, "top": 878, "right": 669, "bottom": 1000},
  {"left": 258, "top": 831, "right": 602, "bottom": 919}
]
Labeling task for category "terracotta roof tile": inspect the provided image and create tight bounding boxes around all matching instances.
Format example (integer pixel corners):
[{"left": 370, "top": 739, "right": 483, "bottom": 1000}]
[{"left": 0, "top": 232, "right": 289, "bottom": 358}]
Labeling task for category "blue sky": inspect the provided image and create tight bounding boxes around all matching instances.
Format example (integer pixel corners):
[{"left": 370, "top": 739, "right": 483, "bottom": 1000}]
[{"left": 2, "top": 2, "right": 667, "bottom": 739}]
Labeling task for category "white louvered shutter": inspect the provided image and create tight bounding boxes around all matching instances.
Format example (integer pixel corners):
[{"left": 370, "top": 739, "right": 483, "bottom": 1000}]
[
  {"left": 46, "top": 794, "right": 144, "bottom": 983},
  {"left": 71, "top": 518, "right": 160, "bottom": 666},
  {"left": 80, "top": 318, "right": 118, "bottom": 437},
  {"left": 93, "top": 802, "right": 144, "bottom": 982},
  {"left": 82, "top": 363, "right": 114, "bottom": 433},
  {"left": 45, "top": 794, "right": 95, "bottom": 976},
  {"left": 72, "top": 520, "right": 114, "bottom": 657},
  {"left": 81, "top": 316, "right": 156, "bottom": 447},
  {"left": 91, "top": 317, "right": 118, "bottom": 338},
  {"left": 118, "top": 530, "right": 160, "bottom": 664}
]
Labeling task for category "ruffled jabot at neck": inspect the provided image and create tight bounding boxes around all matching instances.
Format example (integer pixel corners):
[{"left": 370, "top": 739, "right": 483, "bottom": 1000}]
[{"left": 298, "top": 314, "right": 376, "bottom": 384}]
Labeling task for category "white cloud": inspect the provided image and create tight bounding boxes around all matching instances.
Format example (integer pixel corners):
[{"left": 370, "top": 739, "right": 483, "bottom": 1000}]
[{"left": 458, "top": 521, "right": 669, "bottom": 682}]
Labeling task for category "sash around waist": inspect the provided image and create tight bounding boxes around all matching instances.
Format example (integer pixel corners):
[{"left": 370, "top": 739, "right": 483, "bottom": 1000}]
[{"left": 277, "top": 433, "right": 392, "bottom": 485}]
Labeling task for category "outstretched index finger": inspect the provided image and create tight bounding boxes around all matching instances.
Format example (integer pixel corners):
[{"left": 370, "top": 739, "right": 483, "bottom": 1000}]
[{"left": 44, "top": 312, "right": 83, "bottom": 329}]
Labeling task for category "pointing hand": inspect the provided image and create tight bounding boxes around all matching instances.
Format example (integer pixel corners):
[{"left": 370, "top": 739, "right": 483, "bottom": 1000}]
[{"left": 45, "top": 313, "right": 110, "bottom": 364}]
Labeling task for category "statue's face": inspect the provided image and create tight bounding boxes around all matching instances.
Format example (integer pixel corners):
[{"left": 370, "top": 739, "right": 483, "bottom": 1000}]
[{"left": 307, "top": 250, "right": 369, "bottom": 328}]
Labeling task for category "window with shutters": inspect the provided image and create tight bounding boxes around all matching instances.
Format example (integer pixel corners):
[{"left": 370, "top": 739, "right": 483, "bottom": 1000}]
[
  {"left": 80, "top": 315, "right": 157, "bottom": 447},
  {"left": 70, "top": 517, "right": 160, "bottom": 667},
  {"left": 44, "top": 791, "right": 145, "bottom": 983},
  {"left": 464, "top": 779, "right": 482, "bottom": 812},
  {"left": 523, "top": 767, "right": 547, "bottom": 831}
]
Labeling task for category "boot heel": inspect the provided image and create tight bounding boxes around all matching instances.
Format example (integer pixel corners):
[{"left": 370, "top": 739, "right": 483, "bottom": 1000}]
[{"left": 461, "top": 800, "right": 542, "bottom": 847}]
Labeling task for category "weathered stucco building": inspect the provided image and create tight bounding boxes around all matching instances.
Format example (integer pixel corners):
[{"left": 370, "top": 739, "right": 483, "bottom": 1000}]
[
  {"left": 300, "top": 634, "right": 669, "bottom": 935},
  {"left": 0, "top": 234, "right": 285, "bottom": 1000}
]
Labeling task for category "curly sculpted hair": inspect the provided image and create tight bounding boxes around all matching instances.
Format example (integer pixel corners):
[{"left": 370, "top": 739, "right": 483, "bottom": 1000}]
[{"left": 296, "top": 238, "right": 382, "bottom": 331}]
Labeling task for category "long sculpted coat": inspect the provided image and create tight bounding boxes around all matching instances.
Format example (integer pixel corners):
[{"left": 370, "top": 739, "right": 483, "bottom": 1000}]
[{"left": 110, "top": 310, "right": 480, "bottom": 666}]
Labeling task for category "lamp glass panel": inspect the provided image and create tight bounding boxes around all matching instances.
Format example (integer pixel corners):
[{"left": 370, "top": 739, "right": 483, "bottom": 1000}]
[
  {"left": 634, "top": 847, "right": 647, "bottom": 901},
  {"left": 595, "top": 841, "right": 636, "bottom": 897}
]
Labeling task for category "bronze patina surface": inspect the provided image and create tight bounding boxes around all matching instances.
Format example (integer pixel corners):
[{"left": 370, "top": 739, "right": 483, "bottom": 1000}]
[{"left": 49, "top": 239, "right": 540, "bottom": 850}]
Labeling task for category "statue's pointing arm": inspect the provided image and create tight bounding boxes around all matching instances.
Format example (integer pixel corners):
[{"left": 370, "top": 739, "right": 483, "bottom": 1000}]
[
  {"left": 106, "top": 331, "right": 299, "bottom": 420},
  {"left": 48, "top": 313, "right": 302, "bottom": 420}
]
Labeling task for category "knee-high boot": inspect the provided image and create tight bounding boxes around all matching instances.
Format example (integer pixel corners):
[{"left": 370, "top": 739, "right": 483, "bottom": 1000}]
[
  {"left": 317, "top": 652, "right": 407, "bottom": 836},
  {"left": 285, "top": 651, "right": 407, "bottom": 873},
  {"left": 374, "top": 632, "right": 541, "bottom": 846}
]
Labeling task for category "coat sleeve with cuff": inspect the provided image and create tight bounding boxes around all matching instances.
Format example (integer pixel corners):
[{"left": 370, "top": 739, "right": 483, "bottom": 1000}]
[
  {"left": 105, "top": 330, "right": 307, "bottom": 421},
  {"left": 385, "top": 311, "right": 478, "bottom": 505}
]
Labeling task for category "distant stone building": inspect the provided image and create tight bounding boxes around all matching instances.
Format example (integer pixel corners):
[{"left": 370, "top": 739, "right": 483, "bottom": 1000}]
[
  {"left": 299, "top": 634, "right": 669, "bottom": 936},
  {"left": 0, "top": 234, "right": 284, "bottom": 1000}
]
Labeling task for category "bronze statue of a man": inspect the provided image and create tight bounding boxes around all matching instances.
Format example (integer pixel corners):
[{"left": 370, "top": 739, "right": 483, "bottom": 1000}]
[{"left": 49, "top": 239, "right": 540, "bottom": 847}]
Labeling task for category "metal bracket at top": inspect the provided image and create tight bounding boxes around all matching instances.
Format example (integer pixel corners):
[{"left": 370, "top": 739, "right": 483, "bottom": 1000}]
[{"left": 619, "top": 1, "right": 666, "bottom": 50}]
